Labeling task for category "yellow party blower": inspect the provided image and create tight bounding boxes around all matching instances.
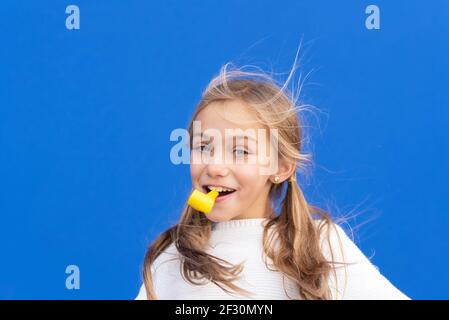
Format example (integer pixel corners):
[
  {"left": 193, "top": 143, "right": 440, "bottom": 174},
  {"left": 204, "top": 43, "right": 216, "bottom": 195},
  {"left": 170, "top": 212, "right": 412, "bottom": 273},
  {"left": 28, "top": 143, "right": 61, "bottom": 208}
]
[{"left": 187, "top": 188, "right": 219, "bottom": 213}]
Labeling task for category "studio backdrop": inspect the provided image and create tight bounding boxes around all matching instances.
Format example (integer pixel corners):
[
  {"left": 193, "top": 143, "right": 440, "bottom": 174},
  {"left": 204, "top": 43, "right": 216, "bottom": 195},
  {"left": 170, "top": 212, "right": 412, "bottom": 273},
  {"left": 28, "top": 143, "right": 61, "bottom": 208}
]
[{"left": 1, "top": 0, "right": 448, "bottom": 299}]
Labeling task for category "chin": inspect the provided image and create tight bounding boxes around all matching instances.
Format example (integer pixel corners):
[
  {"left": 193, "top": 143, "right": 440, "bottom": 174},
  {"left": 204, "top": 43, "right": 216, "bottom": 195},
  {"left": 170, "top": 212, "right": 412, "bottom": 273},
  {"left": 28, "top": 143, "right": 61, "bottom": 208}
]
[{"left": 205, "top": 213, "right": 233, "bottom": 223}]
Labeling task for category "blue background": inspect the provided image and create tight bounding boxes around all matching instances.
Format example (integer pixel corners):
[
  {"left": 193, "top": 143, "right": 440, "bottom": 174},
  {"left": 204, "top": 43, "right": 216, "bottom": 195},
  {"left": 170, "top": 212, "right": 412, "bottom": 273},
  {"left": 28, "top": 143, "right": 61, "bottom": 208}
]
[{"left": 1, "top": 1, "right": 448, "bottom": 299}]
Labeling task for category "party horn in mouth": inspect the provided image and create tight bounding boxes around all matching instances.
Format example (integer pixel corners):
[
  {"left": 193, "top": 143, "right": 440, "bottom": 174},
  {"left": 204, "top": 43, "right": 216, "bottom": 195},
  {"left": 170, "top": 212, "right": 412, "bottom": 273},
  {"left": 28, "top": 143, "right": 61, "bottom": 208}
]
[{"left": 187, "top": 188, "right": 219, "bottom": 213}]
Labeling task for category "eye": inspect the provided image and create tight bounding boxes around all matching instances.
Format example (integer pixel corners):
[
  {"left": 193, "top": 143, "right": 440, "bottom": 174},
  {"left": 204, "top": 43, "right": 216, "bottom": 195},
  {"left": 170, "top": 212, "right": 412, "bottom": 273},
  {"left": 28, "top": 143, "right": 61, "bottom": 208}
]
[
  {"left": 192, "top": 145, "right": 211, "bottom": 152},
  {"left": 234, "top": 148, "right": 249, "bottom": 156}
]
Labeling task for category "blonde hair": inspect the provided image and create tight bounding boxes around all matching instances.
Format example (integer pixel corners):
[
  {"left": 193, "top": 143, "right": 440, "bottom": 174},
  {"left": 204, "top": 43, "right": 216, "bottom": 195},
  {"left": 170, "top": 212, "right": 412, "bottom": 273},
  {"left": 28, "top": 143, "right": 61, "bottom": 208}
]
[{"left": 142, "top": 56, "right": 352, "bottom": 300}]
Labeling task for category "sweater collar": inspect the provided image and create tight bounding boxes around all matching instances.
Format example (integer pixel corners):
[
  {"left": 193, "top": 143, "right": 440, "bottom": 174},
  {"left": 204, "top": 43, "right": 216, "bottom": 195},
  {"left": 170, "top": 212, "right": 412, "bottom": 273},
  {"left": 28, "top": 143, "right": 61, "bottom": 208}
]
[{"left": 212, "top": 218, "right": 270, "bottom": 231}]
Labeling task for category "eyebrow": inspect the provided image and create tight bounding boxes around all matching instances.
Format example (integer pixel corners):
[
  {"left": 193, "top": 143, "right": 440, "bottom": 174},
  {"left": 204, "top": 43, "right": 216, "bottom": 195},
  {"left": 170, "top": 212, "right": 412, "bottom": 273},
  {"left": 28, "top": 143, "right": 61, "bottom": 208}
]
[{"left": 192, "top": 132, "right": 258, "bottom": 142}]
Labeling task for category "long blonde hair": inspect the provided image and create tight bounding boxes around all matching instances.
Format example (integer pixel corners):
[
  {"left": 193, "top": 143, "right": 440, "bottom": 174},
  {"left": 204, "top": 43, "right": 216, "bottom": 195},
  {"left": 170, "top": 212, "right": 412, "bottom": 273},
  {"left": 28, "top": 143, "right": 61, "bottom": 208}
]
[{"left": 142, "top": 57, "right": 351, "bottom": 300}]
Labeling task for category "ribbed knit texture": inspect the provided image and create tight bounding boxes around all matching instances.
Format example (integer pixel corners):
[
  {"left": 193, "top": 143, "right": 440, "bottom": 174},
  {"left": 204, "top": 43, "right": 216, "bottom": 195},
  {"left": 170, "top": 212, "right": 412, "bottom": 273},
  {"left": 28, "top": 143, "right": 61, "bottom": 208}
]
[{"left": 136, "top": 218, "right": 410, "bottom": 300}]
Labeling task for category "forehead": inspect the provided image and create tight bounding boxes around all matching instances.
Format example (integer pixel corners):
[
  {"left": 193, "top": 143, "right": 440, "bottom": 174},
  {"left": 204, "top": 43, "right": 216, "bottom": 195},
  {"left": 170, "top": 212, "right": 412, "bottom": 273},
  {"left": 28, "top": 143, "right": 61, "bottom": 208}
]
[{"left": 195, "top": 100, "right": 265, "bottom": 132}]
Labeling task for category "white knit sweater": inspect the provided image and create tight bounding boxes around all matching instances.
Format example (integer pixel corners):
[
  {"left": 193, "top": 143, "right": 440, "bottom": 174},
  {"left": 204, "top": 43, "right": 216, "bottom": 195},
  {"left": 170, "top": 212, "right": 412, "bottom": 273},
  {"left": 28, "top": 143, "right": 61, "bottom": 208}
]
[{"left": 135, "top": 218, "right": 410, "bottom": 300}]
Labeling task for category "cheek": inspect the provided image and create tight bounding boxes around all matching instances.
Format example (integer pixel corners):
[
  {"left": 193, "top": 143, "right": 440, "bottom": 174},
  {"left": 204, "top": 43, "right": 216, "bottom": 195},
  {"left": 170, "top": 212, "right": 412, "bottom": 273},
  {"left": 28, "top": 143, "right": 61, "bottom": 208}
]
[
  {"left": 235, "top": 164, "right": 264, "bottom": 189},
  {"left": 190, "top": 163, "right": 203, "bottom": 181}
]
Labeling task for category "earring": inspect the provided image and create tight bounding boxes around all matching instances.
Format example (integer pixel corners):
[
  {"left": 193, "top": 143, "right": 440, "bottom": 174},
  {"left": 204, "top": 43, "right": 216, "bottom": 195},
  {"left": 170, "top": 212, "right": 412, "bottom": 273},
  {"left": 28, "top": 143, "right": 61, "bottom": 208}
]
[{"left": 274, "top": 176, "right": 280, "bottom": 183}]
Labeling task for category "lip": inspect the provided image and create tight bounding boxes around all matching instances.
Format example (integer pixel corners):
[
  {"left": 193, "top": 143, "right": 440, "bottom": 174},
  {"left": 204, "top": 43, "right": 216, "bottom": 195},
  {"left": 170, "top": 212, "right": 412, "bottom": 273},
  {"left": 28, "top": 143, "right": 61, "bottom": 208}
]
[
  {"left": 201, "top": 184, "right": 236, "bottom": 193},
  {"left": 214, "top": 190, "right": 236, "bottom": 203}
]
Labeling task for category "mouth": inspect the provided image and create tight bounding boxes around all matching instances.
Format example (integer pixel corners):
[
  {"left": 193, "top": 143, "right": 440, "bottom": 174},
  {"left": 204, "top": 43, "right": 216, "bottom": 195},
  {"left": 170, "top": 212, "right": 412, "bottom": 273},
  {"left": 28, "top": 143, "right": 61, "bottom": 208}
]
[{"left": 202, "top": 185, "right": 237, "bottom": 199}]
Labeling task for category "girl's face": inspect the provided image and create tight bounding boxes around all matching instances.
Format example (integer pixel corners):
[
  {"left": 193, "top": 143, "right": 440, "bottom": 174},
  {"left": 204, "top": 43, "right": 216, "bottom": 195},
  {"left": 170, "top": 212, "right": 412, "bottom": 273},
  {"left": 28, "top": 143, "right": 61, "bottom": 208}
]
[{"left": 190, "top": 99, "right": 276, "bottom": 222}]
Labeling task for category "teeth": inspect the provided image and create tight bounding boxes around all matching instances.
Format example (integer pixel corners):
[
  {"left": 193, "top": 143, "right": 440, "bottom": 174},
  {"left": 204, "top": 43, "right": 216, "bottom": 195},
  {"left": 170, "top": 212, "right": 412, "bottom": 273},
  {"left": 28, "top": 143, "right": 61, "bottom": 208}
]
[{"left": 207, "top": 185, "right": 235, "bottom": 192}]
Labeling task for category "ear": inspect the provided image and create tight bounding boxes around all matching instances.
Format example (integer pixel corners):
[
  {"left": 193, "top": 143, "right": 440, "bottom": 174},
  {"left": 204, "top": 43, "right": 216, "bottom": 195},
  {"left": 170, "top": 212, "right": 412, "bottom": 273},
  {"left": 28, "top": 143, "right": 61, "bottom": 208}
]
[{"left": 270, "top": 158, "right": 296, "bottom": 184}]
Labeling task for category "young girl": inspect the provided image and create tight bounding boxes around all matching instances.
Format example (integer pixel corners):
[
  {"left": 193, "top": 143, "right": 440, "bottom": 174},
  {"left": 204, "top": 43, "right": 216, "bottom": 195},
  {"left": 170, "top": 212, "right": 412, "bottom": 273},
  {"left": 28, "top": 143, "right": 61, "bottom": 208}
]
[{"left": 135, "top": 61, "right": 411, "bottom": 300}]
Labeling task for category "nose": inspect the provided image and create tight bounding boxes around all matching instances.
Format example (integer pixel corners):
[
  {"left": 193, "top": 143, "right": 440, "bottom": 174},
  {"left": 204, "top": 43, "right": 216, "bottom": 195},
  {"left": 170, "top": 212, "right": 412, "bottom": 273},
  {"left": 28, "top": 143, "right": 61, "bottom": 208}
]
[
  {"left": 198, "top": 144, "right": 231, "bottom": 178},
  {"left": 205, "top": 161, "right": 230, "bottom": 178}
]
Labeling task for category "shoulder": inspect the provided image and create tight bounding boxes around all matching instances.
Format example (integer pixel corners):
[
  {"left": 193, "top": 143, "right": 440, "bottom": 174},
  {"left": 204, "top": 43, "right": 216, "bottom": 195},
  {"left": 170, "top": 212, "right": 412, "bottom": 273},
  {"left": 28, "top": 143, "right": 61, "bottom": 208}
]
[
  {"left": 314, "top": 219, "right": 411, "bottom": 300},
  {"left": 314, "top": 219, "right": 367, "bottom": 264},
  {"left": 152, "top": 242, "right": 180, "bottom": 270},
  {"left": 135, "top": 284, "right": 147, "bottom": 300},
  {"left": 135, "top": 242, "right": 180, "bottom": 300}
]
